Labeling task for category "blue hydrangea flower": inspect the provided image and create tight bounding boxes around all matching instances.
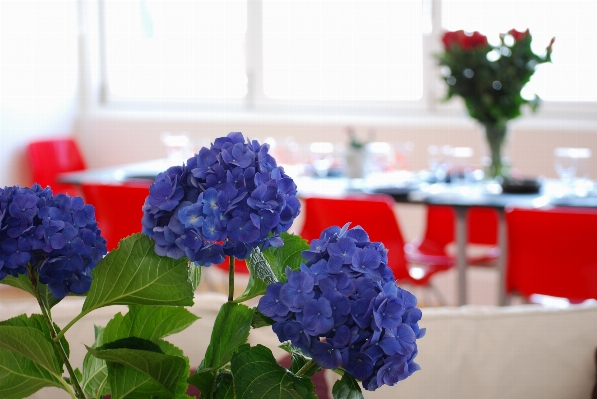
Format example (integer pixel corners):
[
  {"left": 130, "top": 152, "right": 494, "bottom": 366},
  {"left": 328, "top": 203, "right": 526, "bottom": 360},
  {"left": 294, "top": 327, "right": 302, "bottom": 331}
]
[
  {"left": 258, "top": 223, "right": 425, "bottom": 391},
  {"left": 0, "top": 184, "right": 107, "bottom": 299},
  {"left": 142, "top": 132, "right": 301, "bottom": 266}
]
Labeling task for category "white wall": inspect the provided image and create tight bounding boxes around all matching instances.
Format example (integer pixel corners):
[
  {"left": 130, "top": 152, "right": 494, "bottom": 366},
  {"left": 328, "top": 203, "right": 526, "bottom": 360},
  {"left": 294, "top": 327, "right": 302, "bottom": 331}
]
[{"left": 0, "top": 0, "right": 79, "bottom": 188}]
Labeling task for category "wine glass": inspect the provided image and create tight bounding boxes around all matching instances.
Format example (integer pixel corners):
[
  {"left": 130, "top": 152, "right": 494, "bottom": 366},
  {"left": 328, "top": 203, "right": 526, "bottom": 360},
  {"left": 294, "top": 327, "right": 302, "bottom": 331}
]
[
  {"left": 554, "top": 147, "right": 578, "bottom": 184},
  {"left": 309, "top": 142, "right": 335, "bottom": 178}
]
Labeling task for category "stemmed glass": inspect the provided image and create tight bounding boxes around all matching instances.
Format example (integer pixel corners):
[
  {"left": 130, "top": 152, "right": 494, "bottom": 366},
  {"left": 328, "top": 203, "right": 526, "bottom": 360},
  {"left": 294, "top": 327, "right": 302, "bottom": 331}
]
[
  {"left": 309, "top": 142, "right": 335, "bottom": 178},
  {"left": 554, "top": 147, "right": 592, "bottom": 196},
  {"left": 554, "top": 147, "right": 578, "bottom": 184}
]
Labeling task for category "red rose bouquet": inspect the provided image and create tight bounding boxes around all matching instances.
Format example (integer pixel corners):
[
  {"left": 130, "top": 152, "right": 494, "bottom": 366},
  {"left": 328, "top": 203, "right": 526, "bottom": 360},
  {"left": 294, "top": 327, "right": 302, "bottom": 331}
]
[{"left": 437, "top": 29, "right": 555, "bottom": 179}]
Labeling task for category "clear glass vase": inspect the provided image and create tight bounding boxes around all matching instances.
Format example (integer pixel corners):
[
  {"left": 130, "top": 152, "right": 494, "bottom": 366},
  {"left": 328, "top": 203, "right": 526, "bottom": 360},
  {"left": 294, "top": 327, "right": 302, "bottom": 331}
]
[{"left": 482, "top": 123, "right": 509, "bottom": 181}]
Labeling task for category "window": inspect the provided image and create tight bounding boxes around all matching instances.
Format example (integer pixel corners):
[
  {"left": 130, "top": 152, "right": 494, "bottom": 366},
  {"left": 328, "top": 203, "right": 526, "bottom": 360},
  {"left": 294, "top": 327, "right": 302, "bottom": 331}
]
[
  {"left": 102, "top": 0, "right": 247, "bottom": 100},
  {"left": 95, "top": 0, "right": 597, "bottom": 114},
  {"left": 442, "top": 0, "right": 597, "bottom": 102},
  {"left": 262, "top": 1, "right": 423, "bottom": 101}
]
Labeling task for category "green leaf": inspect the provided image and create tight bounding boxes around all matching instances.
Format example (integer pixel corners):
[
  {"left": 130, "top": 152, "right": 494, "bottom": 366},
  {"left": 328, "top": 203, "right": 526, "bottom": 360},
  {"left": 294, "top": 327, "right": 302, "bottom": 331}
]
[
  {"left": 0, "top": 315, "right": 72, "bottom": 398},
  {"left": 103, "top": 306, "right": 199, "bottom": 344},
  {"left": 82, "top": 325, "right": 110, "bottom": 398},
  {"left": 214, "top": 370, "right": 234, "bottom": 399},
  {"left": 82, "top": 234, "right": 195, "bottom": 314},
  {"left": 251, "top": 309, "right": 275, "bottom": 329},
  {"left": 235, "top": 247, "right": 276, "bottom": 303},
  {"left": 0, "top": 326, "right": 61, "bottom": 374},
  {"left": 0, "top": 348, "right": 66, "bottom": 399},
  {"left": 188, "top": 263, "right": 202, "bottom": 292},
  {"left": 247, "top": 247, "right": 278, "bottom": 285},
  {"left": 187, "top": 367, "right": 216, "bottom": 398},
  {"left": 234, "top": 272, "right": 268, "bottom": 304},
  {"left": 87, "top": 338, "right": 189, "bottom": 399},
  {"left": 0, "top": 314, "right": 69, "bottom": 364},
  {"left": 332, "top": 373, "right": 364, "bottom": 399},
  {"left": 235, "top": 233, "right": 308, "bottom": 303},
  {"left": 202, "top": 302, "right": 254, "bottom": 370},
  {"left": 279, "top": 343, "right": 320, "bottom": 377},
  {"left": 0, "top": 273, "right": 61, "bottom": 309},
  {"left": 264, "top": 232, "right": 309, "bottom": 280},
  {"left": 231, "top": 344, "right": 316, "bottom": 399}
]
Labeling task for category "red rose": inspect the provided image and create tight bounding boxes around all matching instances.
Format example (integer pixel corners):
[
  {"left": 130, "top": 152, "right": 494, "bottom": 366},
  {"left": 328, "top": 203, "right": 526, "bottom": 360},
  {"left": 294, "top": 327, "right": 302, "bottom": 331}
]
[
  {"left": 462, "top": 31, "right": 489, "bottom": 50},
  {"left": 442, "top": 30, "right": 488, "bottom": 51},
  {"left": 508, "top": 28, "right": 529, "bottom": 42},
  {"left": 441, "top": 30, "right": 462, "bottom": 50}
]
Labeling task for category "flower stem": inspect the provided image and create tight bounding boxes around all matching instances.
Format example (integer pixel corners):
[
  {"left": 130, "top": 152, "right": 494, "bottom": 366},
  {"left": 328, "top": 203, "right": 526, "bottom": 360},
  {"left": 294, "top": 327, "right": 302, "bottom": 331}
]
[
  {"left": 54, "top": 309, "right": 92, "bottom": 342},
  {"left": 28, "top": 266, "right": 87, "bottom": 399},
  {"left": 228, "top": 256, "right": 235, "bottom": 302},
  {"left": 295, "top": 359, "right": 317, "bottom": 377}
]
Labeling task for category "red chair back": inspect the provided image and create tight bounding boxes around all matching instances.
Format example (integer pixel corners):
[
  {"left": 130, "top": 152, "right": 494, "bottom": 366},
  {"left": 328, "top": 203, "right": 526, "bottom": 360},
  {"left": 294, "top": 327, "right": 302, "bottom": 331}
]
[
  {"left": 81, "top": 182, "right": 151, "bottom": 251},
  {"left": 27, "top": 138, "right": 86, "bottom": 195},
  {"left": 412, "top": 205, "right": 499, "bottom": 263},
  {"left": 506, "top": 207, "right": 597, "bottom": 301},
  {"left": 299, "top": 195, "right": 410, "bottom": 281}
]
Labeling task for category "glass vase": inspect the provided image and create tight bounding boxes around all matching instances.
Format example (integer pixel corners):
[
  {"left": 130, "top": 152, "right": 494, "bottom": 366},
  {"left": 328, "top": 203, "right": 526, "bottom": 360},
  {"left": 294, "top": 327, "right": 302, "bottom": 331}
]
[{"left": 482, "top": 123, "right": 509, "bottom": 181}]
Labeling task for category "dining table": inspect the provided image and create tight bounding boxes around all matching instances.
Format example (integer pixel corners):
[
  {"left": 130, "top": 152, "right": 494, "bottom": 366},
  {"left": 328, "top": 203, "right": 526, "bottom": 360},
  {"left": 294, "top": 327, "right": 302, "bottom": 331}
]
[{"left": 58, "top": 160, "right": 597, "bottom": 306}]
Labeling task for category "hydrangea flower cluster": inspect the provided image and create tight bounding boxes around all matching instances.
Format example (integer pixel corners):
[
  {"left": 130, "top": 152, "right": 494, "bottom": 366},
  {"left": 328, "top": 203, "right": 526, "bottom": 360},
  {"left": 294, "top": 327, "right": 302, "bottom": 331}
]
[
  {"left": 258, "top": 224, "right": 425, "bottom": 391},
  {"left": 142, "top": 132, "right": 301, "bottom": 266},
  {"left": 0, "top": 184, "right": 107, "bottom": 298}
]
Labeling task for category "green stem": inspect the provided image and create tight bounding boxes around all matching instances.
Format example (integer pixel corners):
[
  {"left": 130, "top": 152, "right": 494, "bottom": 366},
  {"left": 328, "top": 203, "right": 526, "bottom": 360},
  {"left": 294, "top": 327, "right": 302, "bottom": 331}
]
[
  {"left": 57, "top": 377, "right": 77, "bottom": 399},
  {"left": 54, "top": 309, "right": 92, "bottom": 342},
  {"left": 28, "top": 267, "right": 87, "bottom": 399},
  {"left": 228, "top": 256, "right": 235, "bottom": 302},
  {"left": 295, "top": 359, "right": 317, "bottom": 377}
]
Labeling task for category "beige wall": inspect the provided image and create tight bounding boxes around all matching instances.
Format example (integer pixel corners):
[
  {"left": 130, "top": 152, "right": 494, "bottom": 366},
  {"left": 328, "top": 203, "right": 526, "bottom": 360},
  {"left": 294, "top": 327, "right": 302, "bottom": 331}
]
[{"left": 77, "top": 111, "right": 597, "bottom": 181}]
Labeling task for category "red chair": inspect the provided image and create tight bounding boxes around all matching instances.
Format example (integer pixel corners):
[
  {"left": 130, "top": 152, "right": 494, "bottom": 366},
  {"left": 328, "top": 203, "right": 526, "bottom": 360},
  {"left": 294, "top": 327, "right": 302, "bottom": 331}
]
[
  {"left": 27, "top": 138, "right": 87, "bottom": 195},
  {"left": 299, "top": 195, "right": 452, "bottom": 295},
  {"left": 405, "top": 205, "right": 500, "bottom": 269},
  {"left": 81, "top": 182, "right": 151, "bottom": 251},
  {"left": 505, "top": 207, "right": 597, "bottom": 302}
]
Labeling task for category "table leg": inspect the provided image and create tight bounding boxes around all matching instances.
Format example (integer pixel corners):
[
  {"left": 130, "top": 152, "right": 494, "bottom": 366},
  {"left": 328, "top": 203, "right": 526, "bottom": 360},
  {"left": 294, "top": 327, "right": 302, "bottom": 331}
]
[
  {"left": 497, "top": 208, "right": 508, "bottom": 306},
  {"left": 454, "top": 206, "right": 468, "bottom": 306}
]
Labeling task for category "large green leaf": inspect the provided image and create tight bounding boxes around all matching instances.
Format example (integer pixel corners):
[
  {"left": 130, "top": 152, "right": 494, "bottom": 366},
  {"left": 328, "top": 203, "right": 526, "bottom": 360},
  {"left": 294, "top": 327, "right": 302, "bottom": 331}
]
[
  {"left": 231, "top": 344, "right": 316, "bottom": 399},
  {"left": 0, "top": 348, "right": 66, "bottom": 399},
  {"left": 82, "top": 325, "right": 110, "bottom": 398},
  {"left": 82, "top": 234, "right": 195, "bottom": 313},
  {"left": 332, "top": 373, "right": 364, "bottom": 399},
  {"left": 201, "top": 302, "right": 254, "bottom": 370},
  {"left": 87, "top": 338, "right": 189, "bottom": 399},
  {"left": 0, "top": 314, "right": 69, "bottom": 365},
  {"left": 189, "top": 303, "right": 253, "bottom": 399},
  {"left": 0, "top": 325, "right": 61, "bottom": 375},
  {"left": 0, "top": 273, "right": 61, "bottom": 309},
  {"left": 102, "top": 306, "right": 199, "bottom": 344},
  {"left": 0, "top": 315, "right": 72, "bottom": 397}
]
